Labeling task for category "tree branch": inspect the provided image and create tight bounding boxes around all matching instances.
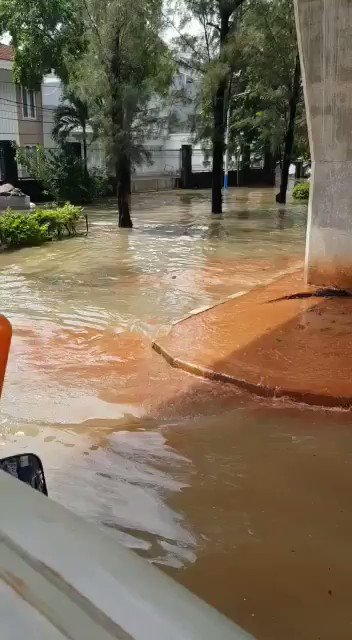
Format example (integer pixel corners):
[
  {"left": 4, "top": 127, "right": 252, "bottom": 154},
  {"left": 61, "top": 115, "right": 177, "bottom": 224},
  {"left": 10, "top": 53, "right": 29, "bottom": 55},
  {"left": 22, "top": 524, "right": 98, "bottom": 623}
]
[
  {"left": 207, "top": 22, "right": 220, "bottom": 32},
  {"left": 163, "top": 13, "right": 203, "bottom": 69}
]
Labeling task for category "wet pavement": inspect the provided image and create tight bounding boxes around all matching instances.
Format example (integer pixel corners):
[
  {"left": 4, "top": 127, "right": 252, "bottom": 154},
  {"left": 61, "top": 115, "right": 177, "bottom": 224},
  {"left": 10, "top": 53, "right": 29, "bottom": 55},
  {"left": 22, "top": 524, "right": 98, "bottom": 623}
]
[
  {"left": 154, "top": 269, "right": 352, "bottom": 407},
  {"left": 0, "top": 189, "right": 352, "bottom": 639}
]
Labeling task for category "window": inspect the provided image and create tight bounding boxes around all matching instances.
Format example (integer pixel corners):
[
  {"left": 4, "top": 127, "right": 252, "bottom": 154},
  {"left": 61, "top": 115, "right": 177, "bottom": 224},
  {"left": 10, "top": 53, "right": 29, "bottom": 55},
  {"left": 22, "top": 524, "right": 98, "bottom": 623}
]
[{"left": 22, "top": 87, "right": 36, "bottom": 119}]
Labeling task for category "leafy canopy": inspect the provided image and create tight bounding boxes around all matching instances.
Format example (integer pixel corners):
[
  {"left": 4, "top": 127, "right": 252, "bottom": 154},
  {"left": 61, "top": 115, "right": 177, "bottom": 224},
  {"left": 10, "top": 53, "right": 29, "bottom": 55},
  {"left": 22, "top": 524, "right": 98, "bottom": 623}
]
[
  {"left": 71, "top": 0, "right": 175, "bottom": 171},
  {"left": 228, "top": 0, "right": 308, "bottom": 160},
  {"left": 0, "top": 0, "right": 85, "bottom": 85}
]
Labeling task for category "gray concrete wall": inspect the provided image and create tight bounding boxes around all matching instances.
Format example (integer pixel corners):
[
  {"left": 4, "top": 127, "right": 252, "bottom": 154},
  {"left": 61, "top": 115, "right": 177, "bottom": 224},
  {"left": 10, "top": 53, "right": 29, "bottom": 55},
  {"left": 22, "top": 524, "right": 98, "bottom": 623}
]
[
  {"left": 131, "top": 175, "right": 177, "bottom": 192},
  {"left": 295, "top": 0, "right": 352, "bottom": 288}
]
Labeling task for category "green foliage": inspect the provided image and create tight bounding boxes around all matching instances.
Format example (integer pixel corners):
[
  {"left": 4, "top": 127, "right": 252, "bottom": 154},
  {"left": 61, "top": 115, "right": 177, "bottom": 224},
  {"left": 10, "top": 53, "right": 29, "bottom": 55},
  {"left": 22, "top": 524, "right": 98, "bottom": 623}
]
[
  {"left": 68, "top": 0, "right": 174, "bottom": 225},
  {"left": 0, "top": 204, "right": 83, "bottom": 249},
  {"left": 228, "top": 0, "right": 308, "bottom": 162},
  {"left": 33, "top": 204, "right": 83, "bottom": 238},
  {"left": 52, "top": 91, "right": 89, "bottom": 144},
  {"left": 88, "top": 169, "right": 114, "bottom": 199},
  {"left": 73, "top": 0, "right": 174, "bottom": 170},
  {"left": 17, "top": 144, "right": 112, "bottom": 203},
  {"left": 16, "top": 145, "right": 91, "bottom": 204},
  {"left": 0, "top": 211, "right": 49, "bottom": 248},
  {"left": 52, "top": 89, "right": 90, "bottom": 163},
  {"left": 292, "top": 181, "right": 310, "bottom": 201},
  {"left": 0, "top": 0, "right": 85, "bottom": 86},
  {"left": 171, "top": 0, "right": 246, "bottom": 162},
  {"left": 52, "top": 89, "right": 92, "bottom": 174},
  {"left": 3, "top": 0, "right": 174, "bottom": 224}
]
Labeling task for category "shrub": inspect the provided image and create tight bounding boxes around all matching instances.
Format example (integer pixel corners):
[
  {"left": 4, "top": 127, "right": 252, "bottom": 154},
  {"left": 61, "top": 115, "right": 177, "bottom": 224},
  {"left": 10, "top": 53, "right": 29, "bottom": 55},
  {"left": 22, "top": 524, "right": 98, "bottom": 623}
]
[
  {"left": 16, "top": 145, "right": 91, "bottom": 204},
  {"left": 0, "top": 211, "right": 49, "bottom": 248},
  {"left": 33, "top": 203, "right": 83, "bottom": 239},
  {"left": 89, "top": 169, "right": 114, "bottom": 199},
  {"left": 0, "top": 204, "right": 83, "bottom": 248},
  {"left": 292, "top": 181, "right": 310, "bottom": 200},
  {"left": 16, "top": 145, "right": 113, "bottom": 204}
]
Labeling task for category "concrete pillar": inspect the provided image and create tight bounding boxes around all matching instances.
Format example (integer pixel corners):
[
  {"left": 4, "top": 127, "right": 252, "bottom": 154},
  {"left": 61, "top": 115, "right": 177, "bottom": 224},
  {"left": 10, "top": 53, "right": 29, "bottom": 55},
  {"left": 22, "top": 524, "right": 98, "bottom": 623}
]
[{"left": 294, "top": 0, "right": 352, "bottom": 288}]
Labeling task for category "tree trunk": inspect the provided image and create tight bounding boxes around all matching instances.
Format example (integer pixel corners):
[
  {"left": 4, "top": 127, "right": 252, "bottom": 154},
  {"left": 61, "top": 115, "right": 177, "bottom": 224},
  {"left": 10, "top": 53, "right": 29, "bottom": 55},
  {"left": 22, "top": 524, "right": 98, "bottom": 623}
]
[
  {"left": 82, "top": 124, "right": 88, "bottom": 176},
  {"left": 117, "top": 155, "right": 132, "bottom": 228},
  {"left": 110, "top": 32, "right": 133, "bottom": 228},
  {"left": 211, "top": 12, "right": 231, "bottom": 214},
  {"left": 295, "top": 160, "right": 303, "bottom": 179},
  {"left": 242, "top": 144, "right": 251, "bottom": 171},
  {"left": 212, "top": 84, "right": 226, "bottom": 213},
  {"left": 211, "top": 1, "right": 245, "bottom": 213},
  {"left": 263, "top": 149, "right": 276, "bottom": 186},
  {"left": 276, "top": 53, "right": 301, "bottom": 204}
]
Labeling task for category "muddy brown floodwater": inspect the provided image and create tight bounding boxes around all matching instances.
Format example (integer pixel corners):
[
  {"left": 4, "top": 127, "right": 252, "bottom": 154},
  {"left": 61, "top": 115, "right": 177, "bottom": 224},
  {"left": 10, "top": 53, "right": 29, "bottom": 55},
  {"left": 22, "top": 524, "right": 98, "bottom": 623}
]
[{"left": 0, "top": 188, "right": 351, "bottom": 639}]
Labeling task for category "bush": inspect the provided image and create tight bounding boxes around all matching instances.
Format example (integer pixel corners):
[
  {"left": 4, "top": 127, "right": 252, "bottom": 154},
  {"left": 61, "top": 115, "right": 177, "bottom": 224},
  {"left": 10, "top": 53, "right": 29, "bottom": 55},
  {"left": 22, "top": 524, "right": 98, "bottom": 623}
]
[
  {"left": 16, "top": 145, "right": 113, "bottom": 204},
  {"left": 0, "top": 204, "right": 83, "bottom": 248},
  {"left": 33, "top": 203, "right": 83, "bottom": 239},
  {"left": 89, "top": 169, "right": 114, "bottom": 199},
  {"left": 293, "top": 181, "right": 310, "bottom": 200},
  {"left": 16, "top": 145, "right": 91, "bottom": 204},
  {"left": 0, "top": 211, "right": 49, "bottom": 248}
]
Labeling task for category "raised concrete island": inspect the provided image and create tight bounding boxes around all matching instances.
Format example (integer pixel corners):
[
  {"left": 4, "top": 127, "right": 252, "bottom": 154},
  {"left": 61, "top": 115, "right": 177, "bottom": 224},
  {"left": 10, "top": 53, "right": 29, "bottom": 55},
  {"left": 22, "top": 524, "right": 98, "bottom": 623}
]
[{"left": 294, "top": 0, "right": 352, "bottom": 289}]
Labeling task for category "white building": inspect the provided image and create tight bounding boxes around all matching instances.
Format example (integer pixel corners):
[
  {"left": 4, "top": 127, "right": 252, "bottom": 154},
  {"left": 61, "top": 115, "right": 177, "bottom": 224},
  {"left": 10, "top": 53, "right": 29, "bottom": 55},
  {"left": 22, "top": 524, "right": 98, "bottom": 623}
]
[
  {"left": 0, "top": 44, "right": 44, "bottom": 181},
  {"left": 0, "top": 45, "right": 206, "bottom": 185},
  {"left": 40, "top": 60, "right": 206, "bottom": 180}
]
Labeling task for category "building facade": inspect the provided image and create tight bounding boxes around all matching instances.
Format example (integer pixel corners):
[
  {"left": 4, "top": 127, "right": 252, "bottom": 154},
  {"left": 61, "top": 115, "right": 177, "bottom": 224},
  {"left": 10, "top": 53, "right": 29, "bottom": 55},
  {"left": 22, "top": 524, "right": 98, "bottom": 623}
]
[
  {"left": 0, "top": 45, "right": 207, "bottom": 187},
  {"left": 0, "top": 44, "right": 44, "bottom": 182}
]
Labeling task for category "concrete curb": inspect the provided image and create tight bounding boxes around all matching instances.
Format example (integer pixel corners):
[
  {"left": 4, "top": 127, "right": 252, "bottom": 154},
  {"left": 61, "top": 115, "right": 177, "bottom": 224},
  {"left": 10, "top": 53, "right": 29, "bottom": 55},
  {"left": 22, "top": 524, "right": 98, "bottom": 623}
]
[
  {"left": 152, "top": 340, "right": 351, "bottom": 409},
  {"left": 152, "top": 264, "right": 352, "bottom": 410}
]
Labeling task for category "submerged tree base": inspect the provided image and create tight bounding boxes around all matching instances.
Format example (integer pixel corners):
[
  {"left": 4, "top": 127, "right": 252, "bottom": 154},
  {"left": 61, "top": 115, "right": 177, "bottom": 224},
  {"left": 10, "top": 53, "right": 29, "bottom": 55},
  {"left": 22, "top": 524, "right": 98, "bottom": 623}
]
[
  {"left": 118, "top": 196, "right": 133, "bottom": 228},
  {"left": 275, "top": 192, "right": 287, "bottom": 204},
  {"left": 118, "top": 212, "right": 133, "bottom": 228},
  {"left": 211, "top": 186, "right": 223, "bottom": 215}
]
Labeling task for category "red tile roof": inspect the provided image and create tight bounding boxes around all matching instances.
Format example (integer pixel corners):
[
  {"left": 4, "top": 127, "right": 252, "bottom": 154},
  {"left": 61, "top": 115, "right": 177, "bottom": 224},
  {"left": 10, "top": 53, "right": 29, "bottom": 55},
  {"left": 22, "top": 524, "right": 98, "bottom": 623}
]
[{"left": 0, "top": 44, "right": 13, "bottom": 61}]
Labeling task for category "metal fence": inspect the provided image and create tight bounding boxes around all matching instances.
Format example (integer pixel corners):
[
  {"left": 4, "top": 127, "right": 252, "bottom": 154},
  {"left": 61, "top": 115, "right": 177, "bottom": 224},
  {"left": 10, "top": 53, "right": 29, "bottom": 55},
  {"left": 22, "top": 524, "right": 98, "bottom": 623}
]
[{"left": 16, "top": 145, "right": 183, "bottom": 179}]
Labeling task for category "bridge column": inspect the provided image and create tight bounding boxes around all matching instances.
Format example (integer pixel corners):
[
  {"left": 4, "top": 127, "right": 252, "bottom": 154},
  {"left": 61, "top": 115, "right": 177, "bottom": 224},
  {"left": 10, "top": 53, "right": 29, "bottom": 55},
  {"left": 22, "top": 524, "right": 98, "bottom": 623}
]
[{"left": 295, "top": 0, "right": 352, "bottom": 289}]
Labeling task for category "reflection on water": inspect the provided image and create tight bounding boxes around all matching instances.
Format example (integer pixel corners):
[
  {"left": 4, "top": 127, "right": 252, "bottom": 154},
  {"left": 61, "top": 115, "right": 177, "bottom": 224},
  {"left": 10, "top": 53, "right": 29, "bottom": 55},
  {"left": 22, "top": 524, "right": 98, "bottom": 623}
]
[
  {"left": 0, "top": 189, "right": 306, "bottom": 334},
  {"left": 1, "top": 188, "right": 348, "bottom": 639},
  {"left": 165, "top": 407, "right": 352, "bottom": 640}
]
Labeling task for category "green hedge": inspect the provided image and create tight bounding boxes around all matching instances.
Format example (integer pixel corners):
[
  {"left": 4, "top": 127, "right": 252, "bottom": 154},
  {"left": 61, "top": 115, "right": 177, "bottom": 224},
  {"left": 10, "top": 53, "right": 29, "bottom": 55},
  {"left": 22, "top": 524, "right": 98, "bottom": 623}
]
[
  {"left": 33, "top": 203, "right": 83, "bottom": 239},
  {"left": 0, "top": 203, "right": 83, "bottom": 249},
  {"left": 292, "top": 181, "right": 310, "bottom": 200}
]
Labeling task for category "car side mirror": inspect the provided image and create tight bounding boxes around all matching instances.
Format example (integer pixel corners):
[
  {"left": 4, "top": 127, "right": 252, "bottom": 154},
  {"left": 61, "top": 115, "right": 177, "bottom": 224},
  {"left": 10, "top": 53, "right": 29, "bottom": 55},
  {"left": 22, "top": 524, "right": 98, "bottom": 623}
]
[{"left": 0, "top": 453, "right": 48, "bottom": 495}]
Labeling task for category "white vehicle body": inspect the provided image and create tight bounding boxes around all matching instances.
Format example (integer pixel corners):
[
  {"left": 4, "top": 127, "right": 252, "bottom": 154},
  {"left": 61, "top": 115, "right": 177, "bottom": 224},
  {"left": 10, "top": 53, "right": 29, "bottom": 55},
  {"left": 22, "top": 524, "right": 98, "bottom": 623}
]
[{"left": 0, "top": 469, "right": 254, "bottom": 640}]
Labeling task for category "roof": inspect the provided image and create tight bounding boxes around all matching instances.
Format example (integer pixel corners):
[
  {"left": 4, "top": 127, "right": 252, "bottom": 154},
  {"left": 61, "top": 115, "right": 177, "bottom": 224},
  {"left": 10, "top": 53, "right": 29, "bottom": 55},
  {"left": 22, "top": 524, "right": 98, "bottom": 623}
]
[{"left": 0, "top": 44, "right": 14, "bottom": 61}]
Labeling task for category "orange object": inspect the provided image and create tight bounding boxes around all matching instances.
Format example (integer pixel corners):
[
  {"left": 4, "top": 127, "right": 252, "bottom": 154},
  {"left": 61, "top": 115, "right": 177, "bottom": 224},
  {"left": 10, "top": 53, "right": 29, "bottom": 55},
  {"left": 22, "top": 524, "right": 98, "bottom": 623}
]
[{"left": 0, "top": 315, "right": 11, "bottom": 398}]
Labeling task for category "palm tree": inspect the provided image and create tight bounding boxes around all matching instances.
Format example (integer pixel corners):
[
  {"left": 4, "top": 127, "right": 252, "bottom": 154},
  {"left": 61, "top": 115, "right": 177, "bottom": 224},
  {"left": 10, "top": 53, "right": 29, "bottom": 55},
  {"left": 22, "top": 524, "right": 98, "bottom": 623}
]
[{"left": 52, "top": 90, "right": 90, "bottom": 174}]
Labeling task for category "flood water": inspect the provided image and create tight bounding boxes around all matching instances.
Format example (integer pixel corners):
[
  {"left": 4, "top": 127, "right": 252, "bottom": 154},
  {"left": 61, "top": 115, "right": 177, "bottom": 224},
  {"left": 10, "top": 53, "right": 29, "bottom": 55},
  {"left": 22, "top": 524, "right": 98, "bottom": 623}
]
[{"left": 0, "top": 188, "right": 351, "bottom": 639}]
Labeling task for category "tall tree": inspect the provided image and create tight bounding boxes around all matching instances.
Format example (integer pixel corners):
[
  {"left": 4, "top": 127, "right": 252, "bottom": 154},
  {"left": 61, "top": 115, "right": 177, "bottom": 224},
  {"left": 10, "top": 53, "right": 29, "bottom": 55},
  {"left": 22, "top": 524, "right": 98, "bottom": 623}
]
[
  {"left": 52, "top": 89, "right": 90, "bottom": 175},
  {"left": 0, "top": 0, "right": 173, "bottom": 227},
  {"left": 170, "top": 0, "right": 246, "bottom": 214},
  {"left": 0, "top": 0, "right": 85, "bottom": 86},
  {"left": 210, "top": 0, "right": 246, "bottom": 213},
  {"left": 72, "top": 0, "right": 173, "bottom": 227},
  {"left": 229, "top": 0, "right": 305, "bottom": 203},
  {"left": 275, "top": 52, "right": 300, "bottom": 203}
]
